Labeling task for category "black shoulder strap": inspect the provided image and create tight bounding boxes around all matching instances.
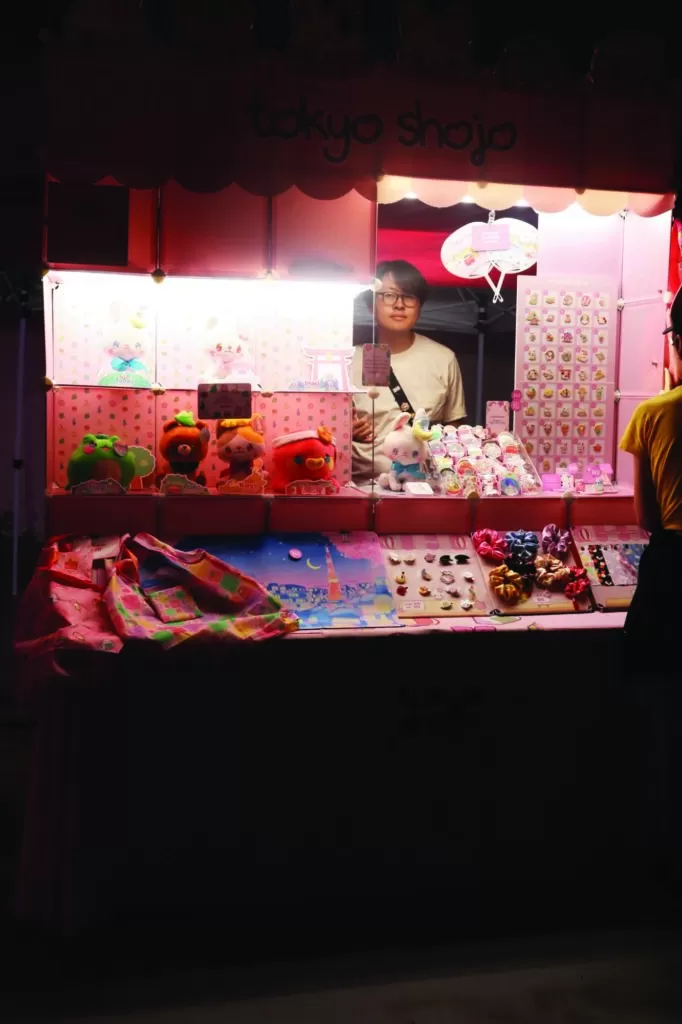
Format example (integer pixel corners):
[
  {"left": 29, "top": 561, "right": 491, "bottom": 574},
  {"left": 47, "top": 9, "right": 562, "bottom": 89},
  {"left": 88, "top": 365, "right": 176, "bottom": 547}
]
[{"left": 389, "top": 367, "right": 415, "bottom": 420}]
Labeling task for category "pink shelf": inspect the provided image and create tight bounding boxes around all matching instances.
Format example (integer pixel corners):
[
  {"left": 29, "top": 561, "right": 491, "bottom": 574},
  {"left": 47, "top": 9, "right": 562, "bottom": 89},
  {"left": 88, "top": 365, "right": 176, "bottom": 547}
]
[
  {"left": 45, "top": 492, "right": 159, "bottom": 538},
  {"left": 160, "top": 495, "right": 268, "bottom": 539},
  {"left": 374, "top": 494, "right": 474, "bottom": 535},
  {"left": 43, "top": 489, "right": 637, "bottom": 540},
  {"left": 269, "top": 490, "right": 372, "bottom": 533}
]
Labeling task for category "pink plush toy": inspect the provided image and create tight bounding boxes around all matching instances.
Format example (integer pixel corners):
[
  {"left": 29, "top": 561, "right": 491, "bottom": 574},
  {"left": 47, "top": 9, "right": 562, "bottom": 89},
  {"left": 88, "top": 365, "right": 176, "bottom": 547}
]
[{"left": 378, "top": 410, "right": 431, "bottom": 492}]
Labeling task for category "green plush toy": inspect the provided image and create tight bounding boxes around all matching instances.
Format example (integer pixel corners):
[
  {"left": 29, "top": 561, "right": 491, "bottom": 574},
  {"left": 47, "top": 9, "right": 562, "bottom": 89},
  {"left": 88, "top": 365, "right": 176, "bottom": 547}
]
[{"left": 67, "top": 434, "right": 137, "bottom": 490}]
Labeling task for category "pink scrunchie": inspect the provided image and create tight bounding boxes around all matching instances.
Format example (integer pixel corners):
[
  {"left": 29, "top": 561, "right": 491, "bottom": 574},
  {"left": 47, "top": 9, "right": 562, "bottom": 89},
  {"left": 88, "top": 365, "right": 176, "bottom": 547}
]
[{"left": 472, "top": 529, "right": 508, "bottom": 563}]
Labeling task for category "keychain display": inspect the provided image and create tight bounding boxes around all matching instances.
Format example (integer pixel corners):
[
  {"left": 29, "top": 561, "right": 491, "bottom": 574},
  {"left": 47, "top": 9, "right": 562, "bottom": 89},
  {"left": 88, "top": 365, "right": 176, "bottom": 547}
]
[{"left": 427, "top": 424, "right": 541, "bottom": 497}]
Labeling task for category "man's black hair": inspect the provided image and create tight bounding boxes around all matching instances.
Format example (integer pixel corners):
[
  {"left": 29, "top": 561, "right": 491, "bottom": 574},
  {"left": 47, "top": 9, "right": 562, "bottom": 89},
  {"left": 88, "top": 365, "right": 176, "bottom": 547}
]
[{"left": 375, "top": 260, "right": 429, "bottom": 306}]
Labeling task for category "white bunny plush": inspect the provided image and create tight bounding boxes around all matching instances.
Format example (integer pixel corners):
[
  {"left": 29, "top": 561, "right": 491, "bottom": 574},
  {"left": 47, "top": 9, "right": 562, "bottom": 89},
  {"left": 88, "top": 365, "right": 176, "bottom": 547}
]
[{"left": 378, "top": 409, "right": 431, "bottom": 492}]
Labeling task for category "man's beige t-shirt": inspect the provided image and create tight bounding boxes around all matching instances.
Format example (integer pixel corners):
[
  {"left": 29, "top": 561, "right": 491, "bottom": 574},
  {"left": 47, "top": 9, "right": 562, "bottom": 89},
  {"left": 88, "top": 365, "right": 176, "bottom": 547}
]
[{"left": 352, "top": 334, "right": 466, "bottom": 484}]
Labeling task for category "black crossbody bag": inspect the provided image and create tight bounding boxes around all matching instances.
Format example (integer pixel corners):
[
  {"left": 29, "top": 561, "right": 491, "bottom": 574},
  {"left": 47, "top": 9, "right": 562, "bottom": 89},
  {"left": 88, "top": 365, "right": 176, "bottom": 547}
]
[{"left": 389, "top": 367, "right": 415, "bottom": 420}]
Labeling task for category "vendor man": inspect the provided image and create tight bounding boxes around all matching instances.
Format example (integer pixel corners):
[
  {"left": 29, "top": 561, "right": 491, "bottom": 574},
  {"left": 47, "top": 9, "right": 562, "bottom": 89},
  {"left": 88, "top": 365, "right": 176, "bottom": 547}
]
[{"left": 352, "top": 260, "right": 467, "bottom": 484}]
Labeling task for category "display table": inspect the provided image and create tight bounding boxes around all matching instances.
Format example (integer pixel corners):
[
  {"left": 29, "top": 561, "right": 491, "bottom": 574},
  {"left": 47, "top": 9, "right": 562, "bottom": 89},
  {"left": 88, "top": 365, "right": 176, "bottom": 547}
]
[
  {"left": 17, "top": 619, "right": 662, "bottom": 939},
  {"left": 16, "top": 488, "right": 656, "bottom": 935}
]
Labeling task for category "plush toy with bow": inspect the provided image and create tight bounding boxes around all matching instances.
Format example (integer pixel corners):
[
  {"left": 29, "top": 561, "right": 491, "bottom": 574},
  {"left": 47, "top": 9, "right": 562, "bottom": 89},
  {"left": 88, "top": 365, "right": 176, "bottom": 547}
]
[
  {"left": 378, "top": 410, "right": 432, "bottom": 492},
  {"left": 270, "top": 426, "right": 337, "bottom": 493}
]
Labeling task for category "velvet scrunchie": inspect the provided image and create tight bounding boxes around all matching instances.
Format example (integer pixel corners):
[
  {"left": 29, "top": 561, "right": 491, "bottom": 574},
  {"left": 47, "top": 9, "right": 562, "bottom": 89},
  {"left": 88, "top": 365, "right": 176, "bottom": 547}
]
[
  {"left": 535, "top": 554, "right": 572, "bottom": 591},
  {"left": 472, "top": 528, "right": 507, "bottom": 563},
  {"left": 541, "top": 523, "right": 571, "bottom": 559},
  {"left": 489, "top": 564, "right": 526, "bottom": 604}
]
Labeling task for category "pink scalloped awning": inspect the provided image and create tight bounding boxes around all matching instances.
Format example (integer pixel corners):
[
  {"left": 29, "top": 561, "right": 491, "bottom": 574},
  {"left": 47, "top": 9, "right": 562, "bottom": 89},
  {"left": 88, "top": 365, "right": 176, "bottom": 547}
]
[
  {"left": 378, "top": 177, "right": 674, "bottom": 217},
  {"left": 45, "top": 57, "right": 679, "bottom": 199}
]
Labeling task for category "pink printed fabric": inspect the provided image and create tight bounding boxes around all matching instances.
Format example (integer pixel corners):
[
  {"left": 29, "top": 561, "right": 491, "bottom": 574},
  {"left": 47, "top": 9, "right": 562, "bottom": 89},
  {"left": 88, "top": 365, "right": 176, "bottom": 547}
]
[
  {"left": 105, "top": 534, "right": 299, "bottom": 648},
  {"left": 15, "top": 533, "right": 299, "bottom": 693}
]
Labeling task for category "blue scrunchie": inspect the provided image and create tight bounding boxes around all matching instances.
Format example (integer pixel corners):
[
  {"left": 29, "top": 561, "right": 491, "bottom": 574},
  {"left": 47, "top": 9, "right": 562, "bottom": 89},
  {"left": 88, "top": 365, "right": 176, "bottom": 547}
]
[{"left": 504, "top": 530, "right": 539, "bottom": 566}]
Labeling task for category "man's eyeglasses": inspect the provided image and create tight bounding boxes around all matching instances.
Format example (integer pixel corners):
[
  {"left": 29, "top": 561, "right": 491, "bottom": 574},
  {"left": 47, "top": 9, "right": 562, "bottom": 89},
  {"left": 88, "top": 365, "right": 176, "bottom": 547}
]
[{"left": 377, "top": 290, "right": 419, "bottom": 309}]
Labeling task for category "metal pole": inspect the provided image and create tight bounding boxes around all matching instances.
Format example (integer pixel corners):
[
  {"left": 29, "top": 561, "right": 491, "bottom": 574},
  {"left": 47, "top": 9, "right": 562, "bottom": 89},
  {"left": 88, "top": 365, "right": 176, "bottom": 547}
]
[
  {"left": 12, "top": 309, "right": 27, "bottom": 597},
  {"left": 475, "top": 303, "right": 485, "bottom": 426}
]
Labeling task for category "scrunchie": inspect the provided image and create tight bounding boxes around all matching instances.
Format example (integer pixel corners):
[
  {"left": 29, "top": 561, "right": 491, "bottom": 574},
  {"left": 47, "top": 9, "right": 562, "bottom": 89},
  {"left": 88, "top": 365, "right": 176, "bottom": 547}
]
[
  {"left": 535, "top": 554, "right": 572, "bottom": 591},
  {"left": 541, "top": 523, "right": 571, "bottom": 559},
  {"left": 564, "top": 567, "right": 589, "bottom": 599},
  {"left": 472, "top": 529, "right": 507, "bottom": 563},
  {"left": 489, "top": 564, "right": 526, "bottom": 604},
  {"left": 504, "top": 530, "right": 539, "bottom": 574}
]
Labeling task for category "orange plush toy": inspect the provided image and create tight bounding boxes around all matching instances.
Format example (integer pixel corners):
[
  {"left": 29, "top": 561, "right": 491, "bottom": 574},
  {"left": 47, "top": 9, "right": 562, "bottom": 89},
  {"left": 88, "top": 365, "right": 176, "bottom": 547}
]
[
  {"left": 270, "top": 427, "right": 337, "bottom": 493},
  {"left": 158, "top": 410, "right": 210, "bottom": 486}
]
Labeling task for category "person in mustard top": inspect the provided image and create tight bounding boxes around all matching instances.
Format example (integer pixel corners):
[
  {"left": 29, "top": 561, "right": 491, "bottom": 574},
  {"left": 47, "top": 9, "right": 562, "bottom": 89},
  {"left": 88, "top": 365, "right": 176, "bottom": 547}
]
[{"left": 619, "top": 286, "right": 682, "bottom": 673}]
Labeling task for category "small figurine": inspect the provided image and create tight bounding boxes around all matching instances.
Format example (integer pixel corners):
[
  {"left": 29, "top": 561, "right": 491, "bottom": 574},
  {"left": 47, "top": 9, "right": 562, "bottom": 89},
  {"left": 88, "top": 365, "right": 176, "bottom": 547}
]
[
  {"left": 67, "top": 433, "right": 137, "bottom": 490},
  {"left": 158, "top": 411, "right": 210, "bottom": 486},
  {"left": 98, "top": 338, "right": 151, "bottom": 388},
  {"left": 204, "top": 318, "right": 260, "bottom": 387},
  {"left": 216, "top": 415, "right": 266, "bottom": 481},
  {"left": 97, "top": 303, "right": 152, "bottom": 388},
  {"left": 378, "top": 410, "right": 432, "bottom": 492},
  {"left": 270, "top": 426, "right": 337, "bottom": 494}
]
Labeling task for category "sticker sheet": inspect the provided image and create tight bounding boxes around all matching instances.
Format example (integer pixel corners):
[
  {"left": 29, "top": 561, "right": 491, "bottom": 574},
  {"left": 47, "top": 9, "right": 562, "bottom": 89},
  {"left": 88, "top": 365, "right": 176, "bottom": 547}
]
[
  {"left": 572, "top": 524, "right": 649, "bottom": 610},
  {"left": 514, "top": 278, "right": 616, "bottom": 476}
]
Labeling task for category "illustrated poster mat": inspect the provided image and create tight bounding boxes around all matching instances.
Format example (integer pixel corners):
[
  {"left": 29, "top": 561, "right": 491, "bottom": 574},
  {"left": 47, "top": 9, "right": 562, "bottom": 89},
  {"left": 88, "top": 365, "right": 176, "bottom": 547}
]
[
  {"left": 171, "top": 532, "right": 398, "bottom": 630},
  {"left": 382, "top": 534, "right": 591, "bottom": 618},
  {"left": 514, "top": 277, "right": 616, "bottom": 477},
  {"left": 571, "top": 524, "right": 648, "bottom": 610}
]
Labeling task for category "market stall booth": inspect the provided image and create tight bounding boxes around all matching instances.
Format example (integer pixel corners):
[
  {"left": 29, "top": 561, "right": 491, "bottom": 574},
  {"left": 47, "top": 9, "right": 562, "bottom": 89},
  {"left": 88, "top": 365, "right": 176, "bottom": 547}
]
[{"left": 15, "top": 60, "right": 680, "bottom": 932}]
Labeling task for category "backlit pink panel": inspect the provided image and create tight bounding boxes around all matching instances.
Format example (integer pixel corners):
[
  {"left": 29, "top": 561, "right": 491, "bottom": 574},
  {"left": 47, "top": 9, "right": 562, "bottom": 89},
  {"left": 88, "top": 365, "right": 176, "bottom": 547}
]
[
  {"left": 617, "top": 305, "right": 665, "bottom": 396},
  {"left": 616, "top": 210, "right": 670, "bottom": 483},
  {"left": 537, "top": 206, "right": 624, "bottom": 279},
  {"left": 161, "top": 182, "right": 267, "bottom": 278},
  {"left": 51, "top": 272, "right": 157, "bottom": 387},
  {"left": 50, "top": 386, "right": 156, "bottom": 490},
  {"left": 613, "top": 395, "right": 639, "bottom": 488},
  {"left": 622, "top": 211, "right": 671, "bottom": 299},
  {"left": 157, "top": 389, "right": 353, "bottom": 487},
  {"left": 254, "top": 391, "right": 352, "bottom": 485},
  {"left": 273, "top": 188, "right": 374, "bottom": 281},
  {"left": 155, "top": 277, "right": 358, "bottom": 392}
]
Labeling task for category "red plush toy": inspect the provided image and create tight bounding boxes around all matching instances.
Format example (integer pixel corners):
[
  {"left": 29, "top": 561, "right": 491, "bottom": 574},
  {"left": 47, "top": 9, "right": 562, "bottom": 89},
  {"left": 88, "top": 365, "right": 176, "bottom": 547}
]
[{"left": 270, "top": 427, "right": 337, "bottom": 493}]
